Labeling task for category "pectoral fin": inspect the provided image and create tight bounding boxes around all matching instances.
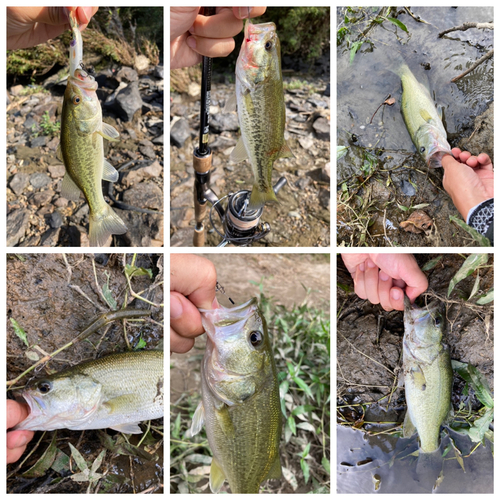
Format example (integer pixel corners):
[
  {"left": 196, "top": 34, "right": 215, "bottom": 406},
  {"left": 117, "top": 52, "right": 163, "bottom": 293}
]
[
  {"left": 420, "top": 109, "right": 433, "bottom": 123},
  {"left": 223, "top": 94, "right": 237, "bottom": 113},
  {"left": 215, "top": 404, "right": 235, "bottom": 438},
  {"left": 60, "top": 173, "right": 82, "bottom": 201},
  {"left": 99, "top": 122, "right": 120, "bottom": 141},
  {"left": 189, "top": 401, "right": 205, "bottom": 437},
  {"left": 110, "top": 422, "right": 142, "bottom": 434},
  {"left": 410, "top": 366, "right": 427, "bottom": 391},
  {"left": 209, "top": 458, "right": 226, "bottom": 493},
  {"left": 403, "top": 410, "right": 417, "bottom": 438}
]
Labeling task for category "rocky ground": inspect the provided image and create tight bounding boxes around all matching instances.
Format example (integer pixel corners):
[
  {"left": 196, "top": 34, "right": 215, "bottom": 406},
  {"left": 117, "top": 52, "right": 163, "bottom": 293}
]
[
  {"left": 170, "top": 74, "right": 330, "bottom": 247},
  {"left": 7, "top": 62, "right": 164, "bottom": 247}
]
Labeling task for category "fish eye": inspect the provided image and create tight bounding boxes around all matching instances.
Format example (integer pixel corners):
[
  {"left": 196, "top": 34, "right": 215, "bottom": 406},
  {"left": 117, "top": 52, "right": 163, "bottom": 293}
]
[
  {"left": 38, "top": 381, "right": 52, "bottom": 394},
  {"left": 420, "top": 146, "right": 426, "bottom": 152},
  {"left": 72, "top": 96, "right": 81, "bottom": 105},
  {"left": 265, "top": 41, "right": 273, "bottom": 51},
  {"left": 249, "top": 330, "right": 263, "bottom": 347},
  {"left": 434, "top": 316, "right": 442, "bottom": 327}
]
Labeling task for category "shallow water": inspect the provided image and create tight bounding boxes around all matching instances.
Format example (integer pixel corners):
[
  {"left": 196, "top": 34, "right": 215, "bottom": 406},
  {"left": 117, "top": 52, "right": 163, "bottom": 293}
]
[{"left": 337, "top": 425, "right": 493, "bottom": 493}]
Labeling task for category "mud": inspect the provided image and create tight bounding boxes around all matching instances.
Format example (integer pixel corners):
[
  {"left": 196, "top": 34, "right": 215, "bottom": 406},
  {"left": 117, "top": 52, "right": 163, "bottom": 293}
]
[{"left": 7, "top": 253, "right": 164, "bottom": 494}]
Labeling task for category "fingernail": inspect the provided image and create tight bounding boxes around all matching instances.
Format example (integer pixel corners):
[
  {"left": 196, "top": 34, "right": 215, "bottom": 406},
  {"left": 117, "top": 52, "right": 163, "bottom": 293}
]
[
  {"left": 81, "top": 7, "right": 93, "bottom": 24},
  {"left": 186, "top": 36, "right": 196, "bottom": 49},
  {"left": 170, "top": 294, "right": 183, "bottom": 319},
  {"left": 17, "top": 434, "right": 29, "bottom": 447},
  {"left": 188, "top": 24, "right": 195, "bottom": 35},
  {"left": 358, "top": 263, "right": 365, "bottom": 272},
  {"left": 212, "top": 297, "right": 220, "bottom": 309},
  {"left": 366, "top": 259, "right": 376, "bottom": 269},
  {"left": 391, "top": 288, "right": 402, "bottom": 301},
  {"left": 239, "top": 7, "right": 252, "bottom": 19},
  {"left": 379, "top": 271, "right": 389, "bottom": 281}
]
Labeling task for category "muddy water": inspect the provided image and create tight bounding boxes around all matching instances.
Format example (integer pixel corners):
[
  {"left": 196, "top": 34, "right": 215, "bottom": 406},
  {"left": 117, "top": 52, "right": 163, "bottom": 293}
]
[
  {"left": 337, "top": 7, "right": 493, "bottom": 246},
  {"left": 7, "top": 254, "right": 164, "bottom": 494}
]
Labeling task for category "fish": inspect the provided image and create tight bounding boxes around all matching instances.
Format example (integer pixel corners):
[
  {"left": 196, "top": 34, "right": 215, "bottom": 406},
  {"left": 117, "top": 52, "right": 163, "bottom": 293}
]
[
  {"left": 396, "top": 61, "right": 452, "bottom": 168},
  {"left": 402, "top": 296, "right": 453, "bottom": 453},
  {"left": 59, "top": 10, "right": 127, "bottom": 246},
  {"left": 189, "top": 298, "right": 282, "bottom": 493},
  {"left": 229, "top": 20, "right": 293, "bottom": 210},
  {"left": 14, "top": 350, "right": 163, "bottom": 434}
]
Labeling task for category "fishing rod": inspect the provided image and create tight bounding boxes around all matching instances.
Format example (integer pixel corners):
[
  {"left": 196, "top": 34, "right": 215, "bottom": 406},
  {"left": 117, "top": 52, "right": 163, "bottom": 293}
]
[{"left": 192, "top": 7, "right": 287, "bottom": 247}]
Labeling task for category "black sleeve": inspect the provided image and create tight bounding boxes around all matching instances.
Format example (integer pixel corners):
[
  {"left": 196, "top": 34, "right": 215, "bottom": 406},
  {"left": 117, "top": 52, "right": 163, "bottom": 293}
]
[{"left": 467, "top": 198, "right": 494, "bottom": 245}]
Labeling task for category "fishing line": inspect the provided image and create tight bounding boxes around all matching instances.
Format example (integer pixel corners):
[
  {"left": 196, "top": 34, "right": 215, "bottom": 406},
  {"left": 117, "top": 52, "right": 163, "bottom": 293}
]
[{"left": 216, "top": 281, "right": 235, "bottom": 305}]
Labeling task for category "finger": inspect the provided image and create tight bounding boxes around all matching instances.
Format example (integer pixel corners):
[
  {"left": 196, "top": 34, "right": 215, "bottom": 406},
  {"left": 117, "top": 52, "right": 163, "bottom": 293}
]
[
  {"left": 170, "top": 327, "right": 195, "bottom": 354},
  {"left": 390, "top": 287, "right": 405, "bottom": 311},
  {"left": 6, "top": 429, "right": 33, "bottom": 450},
  {"left": 464, "top": 155, "right": 479, "bottom": 168},
  {"left": 186, "top": 35, "right": 236, "bottom": 59},
  {"left": 364, "top": 259, "right": 380, "bottom": 305},
  {"left": 232, "top": 7, "right": 267, "bottom": 19},
  {"left": 475, "top": 153, "right": 493, "bottom": 170},
  {"left": 170, "top": 254, "right": 217, "bottom": 310},
  {"left": 378, "top": 271, "right": 393, "bottom": 311},
  {"left": 7, "top": 400, "right": 29, "bottom": 429},
  {"left": 74, "top": 6, "right": 99, "bottom": 30},
  {"left": 170, "top": 292, "right": 205, "bottom": 339},
  {"left": 458, "top": 151, "right": 472, "bottom": 163},
  {"left": 191, "top": 9, "right": 243, "bottom": 39},
  {"left": 341, "top": 254, "right": 369, "bottom": 275},
  {"left": 451, "top": 147, "right": 462, "bottom": 159},
  {"left": 353, "top": 264, "right": 367, "bottom": 300}
]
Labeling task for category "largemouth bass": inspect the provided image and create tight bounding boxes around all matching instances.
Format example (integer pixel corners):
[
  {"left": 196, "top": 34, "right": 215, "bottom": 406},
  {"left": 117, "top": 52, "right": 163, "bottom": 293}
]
[
  {"left": 189, "top": 298, "right": 282, "bottom": 493},
  {"left": 230, "top": 21, "right": 293, "bottom": 210},
  {"left": 59, "top": 11, "right": 127, "bottom": 246},
  {"left": 14, "top": 350, "right": 163, "bottom": 434},
  {"left": 403, "top": 296, "right": 453, "bottom": 453},
  {"left": 397, "top": 61, "right": 452, "bottom": 168}
]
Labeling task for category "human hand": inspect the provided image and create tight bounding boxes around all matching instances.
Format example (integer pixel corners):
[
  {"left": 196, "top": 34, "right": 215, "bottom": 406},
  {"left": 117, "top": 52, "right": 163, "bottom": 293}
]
[
  {"left": 7, "top": 7, "right": 98, "bottom": 50},
  {"left": 170, "top": 7, "right": 267, "bottom": 70},
  {"left": 7, "top": 400, "right": 34, "bottom": 464},
  {"left": 341, "top": 254, "right": 428, "bottom": 311},
  {"left": 170, "top": 254, "right": 218, "bottom": 353},
  {"left": 442, "top": 148, "right": 494, "bottom": 220}
]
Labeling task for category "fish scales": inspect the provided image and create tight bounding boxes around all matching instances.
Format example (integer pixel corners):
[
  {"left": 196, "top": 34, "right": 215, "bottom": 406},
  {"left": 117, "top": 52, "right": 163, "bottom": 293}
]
[
  {"left": 396, "top": 60, "right": 452, "bottom": 168},
  {"left": 59, "top": 11, "right": 127, "bottom": 246},
  {"left": 190, "top": 298, "right": 282, "bottom": 493},
  {"left": 403, "top": 297, "right": 452, "bottom": 453},
  {"left": 14, "top": 350, "right": 163, "bottom": 434},
  {"left": 232, "top": 21, "right": 293, "bottom": 210}
]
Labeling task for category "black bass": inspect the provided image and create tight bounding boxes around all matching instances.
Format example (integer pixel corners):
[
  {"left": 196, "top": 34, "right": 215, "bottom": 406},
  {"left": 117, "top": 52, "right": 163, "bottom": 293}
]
[
  {"left": 190, "top": 298, "right": 282, "bottom": 493},
  {"left": 59, "top": 11, "right": 127, "bottom": 246},
  {"left": 403, "top": 297, "right": 453, "bottom": 453},
  {"left": 397, "top": 61, "right": 452, "bottom": 168},
  {"left": 14, "top": 350, "right": 163, "bottom": 434},
  {"left": 230, "top": 21, "right": 293, "bottom": 210}
]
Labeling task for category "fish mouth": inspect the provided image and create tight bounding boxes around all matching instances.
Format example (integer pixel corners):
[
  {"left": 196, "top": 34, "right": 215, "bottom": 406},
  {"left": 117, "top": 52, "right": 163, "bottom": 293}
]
[
  {"left": 427, "top": 150, "right": 452, "bottom": 169},
  {"left": 404, "top": 296, "right": 442, "bottom": 324},
  {"left": 200, "top": 298, "right": 258, "bottom": 334}
]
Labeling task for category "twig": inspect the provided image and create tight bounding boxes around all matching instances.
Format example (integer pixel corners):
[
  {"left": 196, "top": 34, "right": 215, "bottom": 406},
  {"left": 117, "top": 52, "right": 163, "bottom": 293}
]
[
  {"left": 451, "top": 49, "right": 494, "bottom": 83},
  {"left": 438, "top": 22, "right": 494, "bottom": 37}
]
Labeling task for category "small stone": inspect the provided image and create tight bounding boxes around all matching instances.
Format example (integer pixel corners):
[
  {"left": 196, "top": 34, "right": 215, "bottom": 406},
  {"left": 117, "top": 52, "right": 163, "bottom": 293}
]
[
  {"left": 30, "top": 135, "right": 47, "bottom": 148},
  {"left": 312, "top": 116, "right": 330, "bottom": 141},
  {"left": 48, "top": 164, "right": 66, "bottom": 178},
  {"left": 10, "top": 173, "right": 30, "bottom": 196},
  {"left": 31, "top": 189, "right": 55, "bottom": 206},
  {"left": 48, "top": 211, "right": 64, "bottom": 228},
  {"left": 7, "top": 208, "right": 30, "bottom": 247},
  {"left": 40, "top": 227, "right": 61, "bottom": 247},
  {"left": 10, "top": 84, "right": 25, "bottom": 96},
  {"left": 30, "top": 172, "right": 52, "bottom": 189},
  {"left": 123, "top": 181, "right": 162, "bottom": 210},
  {"left": 170, "top": 118, "right": 191, "bottom": 148}
]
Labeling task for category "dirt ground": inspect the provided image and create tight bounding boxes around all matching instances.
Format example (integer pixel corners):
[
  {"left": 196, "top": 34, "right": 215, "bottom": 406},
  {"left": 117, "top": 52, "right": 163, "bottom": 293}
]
[
  {"left": 337, "top": 253, "right": 494, "bottom": 420},
  {"left": 6, "top": 253, "right": 164, "bottom": 494}
]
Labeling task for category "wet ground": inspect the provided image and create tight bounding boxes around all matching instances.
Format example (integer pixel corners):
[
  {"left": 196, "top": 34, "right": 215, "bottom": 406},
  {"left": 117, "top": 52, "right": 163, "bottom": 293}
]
[
  {"left": 170, "top": 253, "right": 330, "bottom": 493},
  {"left": 170, "top": 74, "right": 330, "bottom": 248},
  {"left": 336, "top": 253, "right": 494, "bottom": 493},
  {"left": 7, "top": 253, "right": 164, "bottom": 493},
  {"left": 337, "top": 7, "right": 493, "bottom": 247}
]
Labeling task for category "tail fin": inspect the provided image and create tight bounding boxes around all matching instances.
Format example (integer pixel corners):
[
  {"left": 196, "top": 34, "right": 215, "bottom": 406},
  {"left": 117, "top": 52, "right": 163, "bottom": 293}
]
[
  {"left": 89, "top": 205, "right": 127, "bottom": 247},
  {"left": 248, "top": 184, "right": 278, "bottom": 211}
]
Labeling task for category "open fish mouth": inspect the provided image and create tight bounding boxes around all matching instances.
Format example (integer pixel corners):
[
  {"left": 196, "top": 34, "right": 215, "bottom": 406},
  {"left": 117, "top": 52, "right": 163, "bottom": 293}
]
[{"left": 427, "top": 150, "right": 452, "bottom": 169}]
